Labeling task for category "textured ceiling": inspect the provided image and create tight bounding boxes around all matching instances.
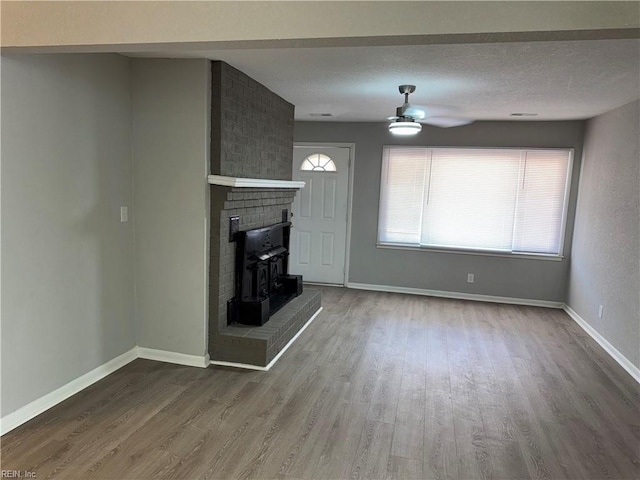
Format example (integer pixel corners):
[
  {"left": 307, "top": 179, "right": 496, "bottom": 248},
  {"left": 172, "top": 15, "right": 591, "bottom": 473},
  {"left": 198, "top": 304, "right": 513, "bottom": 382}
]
[{"left": 127, "top": 39, "right": 640, "bottom": 122}]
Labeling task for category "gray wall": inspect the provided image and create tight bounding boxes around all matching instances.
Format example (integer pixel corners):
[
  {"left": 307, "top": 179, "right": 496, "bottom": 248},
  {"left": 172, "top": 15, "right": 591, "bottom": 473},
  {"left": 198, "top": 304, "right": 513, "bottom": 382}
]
[
  {"left": 1, "top": 54, "right": 135, "bottom": 416},
  {"left": 295, "top": 121, "right": 585, "bottom": 302},
  {"left": 567, "top": 100, "right": 640, "bottom": 368},
  {"left": 132, "top": 59, "right": 210, "bottom": 358}
]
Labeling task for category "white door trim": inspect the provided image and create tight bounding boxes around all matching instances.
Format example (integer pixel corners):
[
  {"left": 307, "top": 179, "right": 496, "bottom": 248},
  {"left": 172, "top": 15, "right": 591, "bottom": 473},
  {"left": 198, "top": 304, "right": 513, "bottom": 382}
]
[{"left": 294, "top": 142, "right": 355, "bottom": 286}]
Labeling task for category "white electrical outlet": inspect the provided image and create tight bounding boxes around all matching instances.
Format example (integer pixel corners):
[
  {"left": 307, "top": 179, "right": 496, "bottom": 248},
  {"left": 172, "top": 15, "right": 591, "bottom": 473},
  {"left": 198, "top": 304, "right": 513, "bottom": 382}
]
[
  {"left": 120, "top": 206, "right": 128, "bottom": 223},
  {"left": 598, "top": 305, "right": 604, "bottom": 319},
  {"left": 467, "top": 273, "right": 475, "bottom": 284}
]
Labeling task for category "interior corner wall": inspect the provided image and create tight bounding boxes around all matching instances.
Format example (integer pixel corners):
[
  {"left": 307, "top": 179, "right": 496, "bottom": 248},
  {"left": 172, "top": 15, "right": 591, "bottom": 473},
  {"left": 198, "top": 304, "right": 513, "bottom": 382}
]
[
  {"left": 132, "top": 58, "right": 210, "bottom": 358},
  {"left": 567, "top": 99, "right": 640, "bottom": 369},
  {"left": 1, "top": 54, "right": 135, "bottom": 417},
  {"left": 294, "top": 120, "right": 585, "bottom": 302}
]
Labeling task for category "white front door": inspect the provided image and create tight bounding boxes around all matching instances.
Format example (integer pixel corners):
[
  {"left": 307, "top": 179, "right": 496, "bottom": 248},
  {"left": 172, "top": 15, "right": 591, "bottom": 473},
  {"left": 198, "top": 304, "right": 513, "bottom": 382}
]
[{"left": 290, "top": 146, "right": 350, "bottom": 284}]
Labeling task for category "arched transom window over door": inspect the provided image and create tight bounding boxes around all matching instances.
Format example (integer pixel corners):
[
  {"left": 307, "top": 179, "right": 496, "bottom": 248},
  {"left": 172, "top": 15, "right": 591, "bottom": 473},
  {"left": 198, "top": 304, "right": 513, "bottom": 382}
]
[{"left": 300, "top": 153, "right": 337, "bottom": 172}]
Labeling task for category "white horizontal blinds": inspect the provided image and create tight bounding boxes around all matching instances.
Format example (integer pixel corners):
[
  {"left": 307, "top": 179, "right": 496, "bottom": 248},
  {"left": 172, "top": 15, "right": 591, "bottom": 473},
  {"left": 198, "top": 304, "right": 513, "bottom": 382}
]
[
  {"left": 377, "top": 146, "right": 572, "bottom": 255},
  {"left": 378, "top": 147, "right": 429, "bottom": 244},
  {"left": 512, "top": 150, "right": 571, "bottom": 254},
  {"left": 422, "top": 149, "right": 521, "bottom": 250}
]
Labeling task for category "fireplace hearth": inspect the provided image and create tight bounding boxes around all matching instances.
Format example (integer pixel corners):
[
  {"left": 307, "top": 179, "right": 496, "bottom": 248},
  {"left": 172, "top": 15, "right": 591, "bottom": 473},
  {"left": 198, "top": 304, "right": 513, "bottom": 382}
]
[
  {"left": 227, "top": 221, "right": 302, "bottom": 326},
  {"left": 208, "top": 187, "right": 322, "bottom": 367}
]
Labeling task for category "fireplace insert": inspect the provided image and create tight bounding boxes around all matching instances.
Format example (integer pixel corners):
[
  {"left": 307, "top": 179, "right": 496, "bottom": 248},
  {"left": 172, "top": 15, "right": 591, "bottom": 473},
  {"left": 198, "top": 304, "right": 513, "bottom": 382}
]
[{"left": 227, "top": 221, "right": 302, "bottom": 326}]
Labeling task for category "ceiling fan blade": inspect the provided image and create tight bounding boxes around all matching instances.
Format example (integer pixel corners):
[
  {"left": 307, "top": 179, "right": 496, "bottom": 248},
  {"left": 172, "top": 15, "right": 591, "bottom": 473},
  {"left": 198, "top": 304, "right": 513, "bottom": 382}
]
[
  {"left": 388, "top": 86, "right": 469, "bottom": 126},
  {"left": 401, "top": 104, "right": 427, "bottom": 120},
  {"left": 422, "top": 117, "right": 474, "bottom": 128}
]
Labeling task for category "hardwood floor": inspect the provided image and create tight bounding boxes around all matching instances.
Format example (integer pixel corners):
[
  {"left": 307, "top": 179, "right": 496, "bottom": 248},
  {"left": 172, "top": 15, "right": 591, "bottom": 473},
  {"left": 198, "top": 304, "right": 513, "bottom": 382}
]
[{"left": 2, "top": 286, "right": 639, "bottom": 479}]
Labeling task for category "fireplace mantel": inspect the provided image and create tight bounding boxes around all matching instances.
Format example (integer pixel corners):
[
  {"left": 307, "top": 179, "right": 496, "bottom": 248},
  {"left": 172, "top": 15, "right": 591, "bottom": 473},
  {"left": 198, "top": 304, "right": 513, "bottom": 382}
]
[{"left": 208, "top": 175, "right": 305, "bottom": 189}]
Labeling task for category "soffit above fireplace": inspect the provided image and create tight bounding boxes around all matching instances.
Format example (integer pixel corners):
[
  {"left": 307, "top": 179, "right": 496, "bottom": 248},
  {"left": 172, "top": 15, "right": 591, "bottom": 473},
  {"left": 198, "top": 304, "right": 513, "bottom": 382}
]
[{"left": 208, "top": 175, "right": 305, "bottom": 189}]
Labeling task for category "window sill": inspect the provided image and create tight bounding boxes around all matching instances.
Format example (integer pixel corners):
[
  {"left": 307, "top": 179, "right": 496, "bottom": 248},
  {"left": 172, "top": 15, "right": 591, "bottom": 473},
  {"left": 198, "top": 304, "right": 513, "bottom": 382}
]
[{"left": 376, "top": 243, "right": 565, "bottom": 261}]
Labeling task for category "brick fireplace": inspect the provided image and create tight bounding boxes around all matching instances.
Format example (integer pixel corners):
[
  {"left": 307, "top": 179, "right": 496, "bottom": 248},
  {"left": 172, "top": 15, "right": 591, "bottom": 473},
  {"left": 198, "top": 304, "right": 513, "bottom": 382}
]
[{"left": 208, "top": 61, "right": 321, "bottom": 367}]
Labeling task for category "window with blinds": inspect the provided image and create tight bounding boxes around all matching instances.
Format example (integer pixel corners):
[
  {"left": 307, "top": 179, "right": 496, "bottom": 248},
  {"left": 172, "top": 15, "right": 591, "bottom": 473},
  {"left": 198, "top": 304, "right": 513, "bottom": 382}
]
[{"left": 378, "top": 147, "right": 573, "bottom": 255}]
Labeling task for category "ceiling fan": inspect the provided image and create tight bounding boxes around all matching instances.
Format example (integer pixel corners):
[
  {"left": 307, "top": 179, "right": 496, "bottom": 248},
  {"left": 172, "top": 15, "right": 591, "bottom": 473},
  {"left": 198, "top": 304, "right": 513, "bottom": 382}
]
[{"left": 387, "top": 85, "right": 473, "bottom": 135}]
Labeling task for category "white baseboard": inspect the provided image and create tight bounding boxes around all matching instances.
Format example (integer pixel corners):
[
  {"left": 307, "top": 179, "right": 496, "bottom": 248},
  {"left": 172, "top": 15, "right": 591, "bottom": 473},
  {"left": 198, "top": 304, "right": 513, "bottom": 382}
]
[
  {"left": 564, "top": 305, "right": 640, "bottom": 384},
  {"left": 136, "top": 347, "right": 210, "bottom": 368},
  {"left": 1, "top": 345, "right": 211, "bottom": 436},
  {"left": 0, "top": 347, "right": 138, "bottom": 436},
  {"left": 346, "top": 282, "right": 563, "bottom": 309},
  {"left": 209, "top": 360, "right": 270, "bottom": 372},
  {"left": 211, "top": 306, "right": 323, "bottom": 371}
]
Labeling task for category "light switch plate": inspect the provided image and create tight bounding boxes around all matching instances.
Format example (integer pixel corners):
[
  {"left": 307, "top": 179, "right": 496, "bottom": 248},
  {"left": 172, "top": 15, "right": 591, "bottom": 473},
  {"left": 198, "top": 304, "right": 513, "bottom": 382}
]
[{"left": 120, "top": 206, "right": 128, "bottom": 223}]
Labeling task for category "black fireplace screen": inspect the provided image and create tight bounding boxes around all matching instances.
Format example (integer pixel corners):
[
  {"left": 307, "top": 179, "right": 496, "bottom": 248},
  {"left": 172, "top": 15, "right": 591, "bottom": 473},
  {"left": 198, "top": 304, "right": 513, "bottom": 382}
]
[{"left": 227, "top": 221, "right": 302, "bottom": 326}]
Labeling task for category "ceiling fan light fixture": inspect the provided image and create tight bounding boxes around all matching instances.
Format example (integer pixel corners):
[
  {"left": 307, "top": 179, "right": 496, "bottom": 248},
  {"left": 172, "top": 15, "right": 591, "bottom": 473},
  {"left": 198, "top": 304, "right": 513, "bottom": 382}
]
[{"left": 389, "top": 121, "right": 422, "bottom": 136}]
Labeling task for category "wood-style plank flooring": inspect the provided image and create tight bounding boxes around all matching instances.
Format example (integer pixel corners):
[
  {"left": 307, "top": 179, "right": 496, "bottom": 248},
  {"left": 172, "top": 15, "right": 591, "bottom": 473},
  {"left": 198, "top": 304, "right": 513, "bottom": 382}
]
[{"left": 2, "top": 286, "right": 639, "bottom": 479}]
